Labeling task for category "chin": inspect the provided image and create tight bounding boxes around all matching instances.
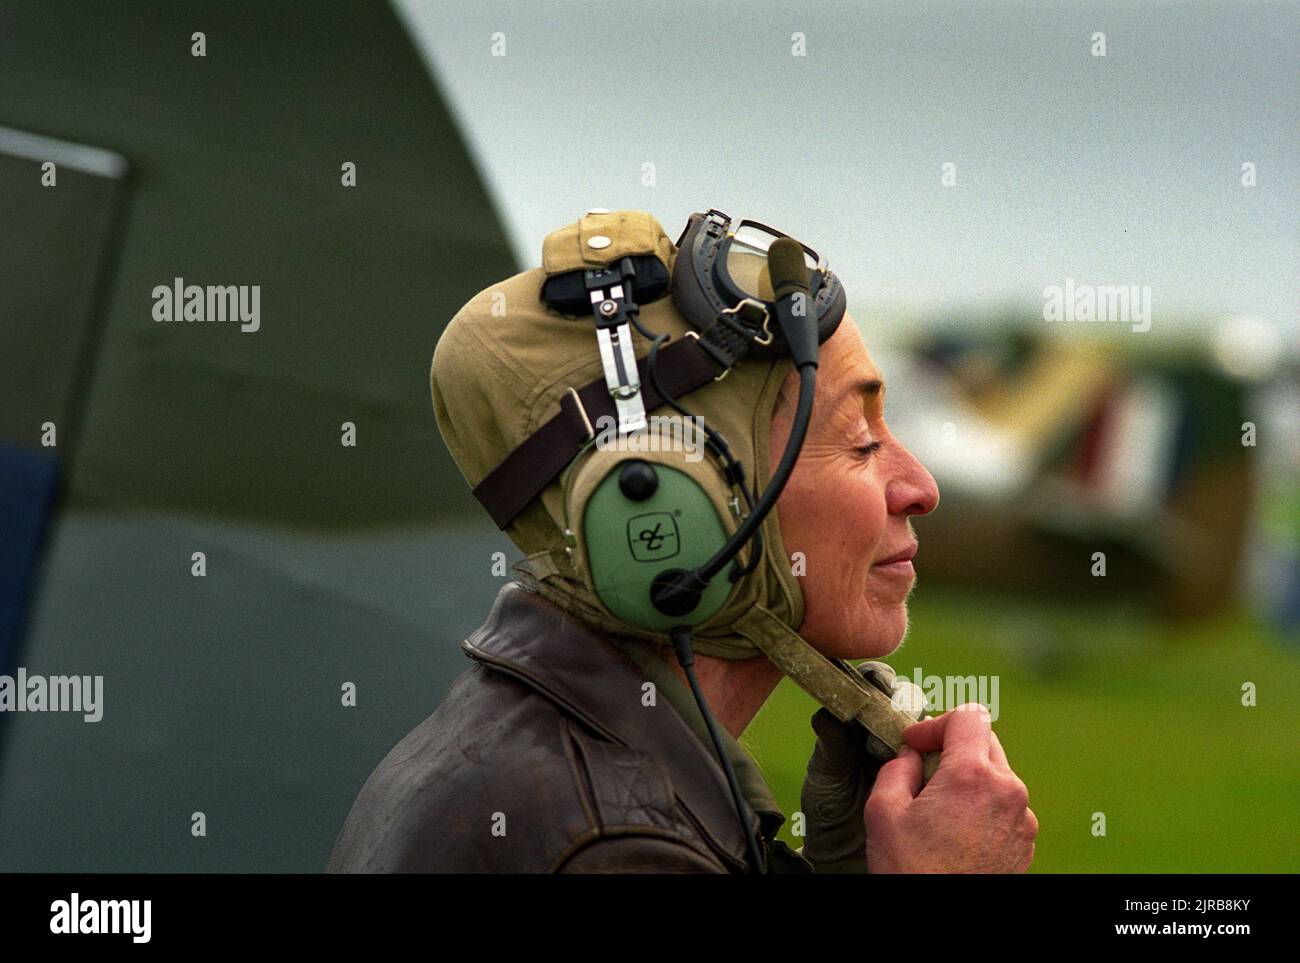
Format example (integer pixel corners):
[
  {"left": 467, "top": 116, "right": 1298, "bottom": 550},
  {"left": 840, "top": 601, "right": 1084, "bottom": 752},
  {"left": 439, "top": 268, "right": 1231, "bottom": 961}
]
[{"left": 803, "top": 604, "right": 910, "bottom": 662}]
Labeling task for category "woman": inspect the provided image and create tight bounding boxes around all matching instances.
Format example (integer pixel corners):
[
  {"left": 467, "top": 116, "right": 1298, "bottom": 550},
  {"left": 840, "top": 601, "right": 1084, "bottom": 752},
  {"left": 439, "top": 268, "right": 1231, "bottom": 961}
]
[{"left": 327, "top": 210, "right": 1036, "bottom": 873}]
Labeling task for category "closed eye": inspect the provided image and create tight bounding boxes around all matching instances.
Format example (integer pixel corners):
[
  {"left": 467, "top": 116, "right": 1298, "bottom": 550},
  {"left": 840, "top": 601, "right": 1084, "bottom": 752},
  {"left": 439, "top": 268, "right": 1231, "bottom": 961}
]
[{"left": 855, "top": 441, "right": 883, "bottom": 459}]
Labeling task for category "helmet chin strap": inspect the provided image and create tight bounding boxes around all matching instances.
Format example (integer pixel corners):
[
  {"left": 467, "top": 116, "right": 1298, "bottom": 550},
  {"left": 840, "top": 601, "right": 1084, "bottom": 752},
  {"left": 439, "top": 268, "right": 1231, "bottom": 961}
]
[
  {"left": 732, "top": 604, "right": 940, "bottom": 780},
  {"left": 517, "top": 525, "right": 931, "bottom": 761}
]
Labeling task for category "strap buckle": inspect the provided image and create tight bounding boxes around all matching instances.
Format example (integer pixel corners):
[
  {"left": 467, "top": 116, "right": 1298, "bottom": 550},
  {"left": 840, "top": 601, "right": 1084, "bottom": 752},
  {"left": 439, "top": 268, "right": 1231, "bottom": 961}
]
[
  {"left": 585, "top": 264, "right": 647, "bottom": 434},
  {"left": 687, "top": 297, "right": 774, "bottom": 377},
  {"left": 684, "top": 331, "right": 732, "bottom": 382},
  {"left": 721, "top": 298, "right": 774, "bottom": 347}
]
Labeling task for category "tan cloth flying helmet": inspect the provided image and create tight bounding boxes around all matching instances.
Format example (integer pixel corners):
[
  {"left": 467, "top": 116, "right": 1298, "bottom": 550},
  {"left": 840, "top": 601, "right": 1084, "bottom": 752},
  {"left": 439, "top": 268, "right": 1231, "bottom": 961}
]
[{"left": 431, "top": 209, "right": 918, "bottom": 741}]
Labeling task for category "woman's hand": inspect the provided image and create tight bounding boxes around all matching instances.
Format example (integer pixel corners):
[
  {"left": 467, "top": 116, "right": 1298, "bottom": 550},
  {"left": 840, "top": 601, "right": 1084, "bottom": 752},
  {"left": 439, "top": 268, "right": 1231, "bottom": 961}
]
[{"left": 865, "top": 703, "right": 1038, "bottom": 873}]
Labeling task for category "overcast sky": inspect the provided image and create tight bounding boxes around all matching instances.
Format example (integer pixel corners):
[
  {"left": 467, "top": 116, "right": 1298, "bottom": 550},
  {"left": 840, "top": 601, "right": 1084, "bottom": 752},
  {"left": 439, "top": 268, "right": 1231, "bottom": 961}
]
[{"left": 395, "top": 0, "right": 1297, "bottom": 338}]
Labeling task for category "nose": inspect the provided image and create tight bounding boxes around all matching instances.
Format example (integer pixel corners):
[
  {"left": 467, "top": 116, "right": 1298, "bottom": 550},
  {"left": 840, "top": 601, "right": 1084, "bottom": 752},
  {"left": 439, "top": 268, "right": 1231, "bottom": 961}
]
[{"left": 886, "top": 441, "right": 940, "bottom": 518}]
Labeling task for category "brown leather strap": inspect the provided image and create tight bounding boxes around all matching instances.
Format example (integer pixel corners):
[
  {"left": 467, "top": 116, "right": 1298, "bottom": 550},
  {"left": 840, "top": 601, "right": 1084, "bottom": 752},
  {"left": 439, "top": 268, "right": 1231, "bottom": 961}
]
[{"left": 472, "top": 336, "right": 726, "bottom": 529}]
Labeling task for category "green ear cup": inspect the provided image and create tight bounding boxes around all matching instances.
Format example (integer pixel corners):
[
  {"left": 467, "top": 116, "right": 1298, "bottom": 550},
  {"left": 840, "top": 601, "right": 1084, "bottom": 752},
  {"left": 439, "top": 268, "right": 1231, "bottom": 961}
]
[{"left": 584, "top": 459, "right": 733, "bottom": 632}]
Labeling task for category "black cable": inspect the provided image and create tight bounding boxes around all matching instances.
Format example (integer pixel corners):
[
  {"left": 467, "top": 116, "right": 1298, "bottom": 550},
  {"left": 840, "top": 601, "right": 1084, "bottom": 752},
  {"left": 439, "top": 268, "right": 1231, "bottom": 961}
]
[
  {"left": 669, "top": 625, "right": 766, "bottom": 874},
  {"left": 696, "top": 362, "right": 815, "bottom": 582},
  {"left": 617, "top": 260, "right": 808, "bottom": 874},
  {"left": 635, "top": 321, "right": 764, "bottom": 578}
]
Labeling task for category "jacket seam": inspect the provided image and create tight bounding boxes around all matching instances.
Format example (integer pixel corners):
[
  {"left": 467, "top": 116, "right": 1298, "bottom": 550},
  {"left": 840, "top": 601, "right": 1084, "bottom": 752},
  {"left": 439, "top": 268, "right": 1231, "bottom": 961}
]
[{"left": 561, "top": 717, "right": 602, "bottom": 832}]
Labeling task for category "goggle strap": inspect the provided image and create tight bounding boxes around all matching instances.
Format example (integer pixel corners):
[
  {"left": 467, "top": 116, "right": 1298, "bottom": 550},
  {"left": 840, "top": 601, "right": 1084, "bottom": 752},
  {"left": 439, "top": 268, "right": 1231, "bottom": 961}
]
[{"left": 695, "top": 302, "right": 770, "bottom": 369}]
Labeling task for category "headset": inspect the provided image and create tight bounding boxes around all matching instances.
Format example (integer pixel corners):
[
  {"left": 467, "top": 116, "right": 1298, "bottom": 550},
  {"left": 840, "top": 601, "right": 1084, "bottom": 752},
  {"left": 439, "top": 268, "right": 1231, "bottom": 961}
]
[{"left": 542, "top": 209, "right": 846, "bottom": 873}]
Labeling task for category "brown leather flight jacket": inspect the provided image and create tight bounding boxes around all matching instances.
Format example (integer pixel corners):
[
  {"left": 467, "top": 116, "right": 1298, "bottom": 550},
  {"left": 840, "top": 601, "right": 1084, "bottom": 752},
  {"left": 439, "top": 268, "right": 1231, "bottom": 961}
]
[{"left": 326, "top": 581, "right": 807, "bottom": 873}]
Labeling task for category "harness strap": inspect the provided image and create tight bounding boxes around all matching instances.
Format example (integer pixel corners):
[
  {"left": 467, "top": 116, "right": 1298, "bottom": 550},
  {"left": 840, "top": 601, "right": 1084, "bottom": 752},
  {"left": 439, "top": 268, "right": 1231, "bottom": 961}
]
[{"left": 472, "top": 335, "right": 726, "bottom": 529}]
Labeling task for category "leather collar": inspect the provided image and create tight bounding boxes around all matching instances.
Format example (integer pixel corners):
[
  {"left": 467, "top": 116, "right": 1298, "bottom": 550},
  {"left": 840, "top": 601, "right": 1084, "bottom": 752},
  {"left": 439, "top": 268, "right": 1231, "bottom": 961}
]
[{"left": 460, "top": 581, "right": 755, "bottom": 870}]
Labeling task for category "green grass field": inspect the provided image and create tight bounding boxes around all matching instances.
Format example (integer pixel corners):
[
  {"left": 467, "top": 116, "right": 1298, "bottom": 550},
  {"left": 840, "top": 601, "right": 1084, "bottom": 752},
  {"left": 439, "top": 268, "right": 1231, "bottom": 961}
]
[{"left": 742, "top": 588, "right": 1300, "bottom": 872}]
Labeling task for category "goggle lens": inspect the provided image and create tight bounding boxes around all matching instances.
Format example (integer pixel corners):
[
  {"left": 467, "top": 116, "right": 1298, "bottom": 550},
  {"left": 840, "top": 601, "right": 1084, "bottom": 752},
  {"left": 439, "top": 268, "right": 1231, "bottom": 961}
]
[{"left": 725, "top": 222, "right": 821, "bottom": 300}]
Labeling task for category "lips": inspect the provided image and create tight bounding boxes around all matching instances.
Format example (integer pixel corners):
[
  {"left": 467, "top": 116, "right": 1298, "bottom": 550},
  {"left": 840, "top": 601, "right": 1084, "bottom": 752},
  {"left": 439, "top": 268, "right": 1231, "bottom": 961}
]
[{"left": 874, "top": 542, "right": 918, "bottom": 567}]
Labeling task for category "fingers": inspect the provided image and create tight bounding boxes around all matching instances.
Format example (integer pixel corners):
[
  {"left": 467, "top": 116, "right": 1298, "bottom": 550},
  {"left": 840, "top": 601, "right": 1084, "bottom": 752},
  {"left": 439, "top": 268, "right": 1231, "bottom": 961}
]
[
  {"left": 865, "top": 745, "right": 924, "bottom": 817},
  {"left": 809, "top": 707, "right": 867, "bottom": 774},
  {"left": 988, "top": 729, "right": 1010, "bottom": 771},
  {"left": 902, "top": 703, "right": 992, "bottom": 769}
]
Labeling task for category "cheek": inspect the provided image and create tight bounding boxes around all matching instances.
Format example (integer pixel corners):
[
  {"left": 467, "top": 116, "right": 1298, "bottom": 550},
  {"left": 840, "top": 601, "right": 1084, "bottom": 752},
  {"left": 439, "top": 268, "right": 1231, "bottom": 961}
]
[
  {"left": 826, "top": 472, "right": 889, "bottom": 585},
  {"left": 781, "top": 464, "right": 888, "bottom": 586}
]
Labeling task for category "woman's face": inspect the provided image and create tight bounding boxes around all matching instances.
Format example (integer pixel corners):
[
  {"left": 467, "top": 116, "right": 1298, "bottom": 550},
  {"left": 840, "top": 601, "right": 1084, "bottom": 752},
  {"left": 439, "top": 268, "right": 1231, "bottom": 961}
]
[{"left": 768, "top": 318, "right": 940, "bottom": 659}]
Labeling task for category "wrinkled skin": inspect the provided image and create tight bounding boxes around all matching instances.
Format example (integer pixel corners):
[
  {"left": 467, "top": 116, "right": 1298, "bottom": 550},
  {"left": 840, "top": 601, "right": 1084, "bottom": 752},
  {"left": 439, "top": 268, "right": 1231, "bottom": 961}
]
[
  {"left": 772, "top": 318, "right": 1038, "bottom": 873},
  {"left": 768, "top": 317, "right": 937, "bottom": 659}
]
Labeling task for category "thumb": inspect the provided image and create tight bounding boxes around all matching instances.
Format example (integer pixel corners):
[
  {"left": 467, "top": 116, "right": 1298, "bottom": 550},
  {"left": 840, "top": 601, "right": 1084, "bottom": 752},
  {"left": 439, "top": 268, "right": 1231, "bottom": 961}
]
[
  {"left": 901, "top": 713, "right": 948, "bottom": 754},
  {"left": 866, "top": 745, "right": 923, "bottom": 816}
]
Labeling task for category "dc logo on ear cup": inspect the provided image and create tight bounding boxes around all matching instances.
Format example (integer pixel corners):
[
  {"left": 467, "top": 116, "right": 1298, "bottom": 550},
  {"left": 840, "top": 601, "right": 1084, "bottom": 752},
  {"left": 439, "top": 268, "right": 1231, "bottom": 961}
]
[{"left": 627, "top": 512, "right": 680, "bottom": 561}]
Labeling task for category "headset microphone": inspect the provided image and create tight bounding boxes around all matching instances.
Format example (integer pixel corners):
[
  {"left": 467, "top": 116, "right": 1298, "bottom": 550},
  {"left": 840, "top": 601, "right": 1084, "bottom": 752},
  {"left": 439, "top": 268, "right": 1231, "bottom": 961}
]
[
  {"left": 768, "top": 237, "right": 820, "bottom": 368},
  {"left": 640, "top": 236, "right": 824, "bottom": 875},
  {"left": 649, "top": 237, "right": 820, "bottom": 619}
]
